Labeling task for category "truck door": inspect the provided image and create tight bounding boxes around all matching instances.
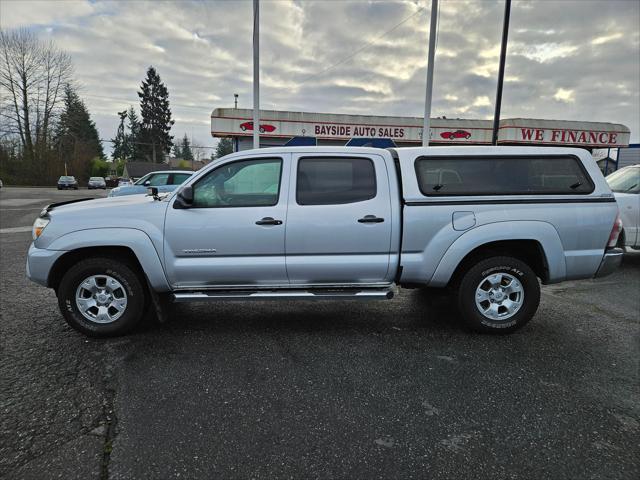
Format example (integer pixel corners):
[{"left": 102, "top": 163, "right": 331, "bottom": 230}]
[
  {"left": 285, "top": 153, "right": 393, "bottom": 285},
  {"left": 163, "top": 154, "right": 290, "bottom": 288}
]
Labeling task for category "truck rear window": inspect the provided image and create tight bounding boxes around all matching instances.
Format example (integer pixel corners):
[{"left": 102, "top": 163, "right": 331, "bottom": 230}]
[{"left": 414, "top": 156, "right": 594, "bottom": 196}]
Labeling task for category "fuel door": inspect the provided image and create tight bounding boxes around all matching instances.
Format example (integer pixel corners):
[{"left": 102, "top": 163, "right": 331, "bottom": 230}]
[{"left": 452, "top": 211, "right": 476, "bottom": 231}]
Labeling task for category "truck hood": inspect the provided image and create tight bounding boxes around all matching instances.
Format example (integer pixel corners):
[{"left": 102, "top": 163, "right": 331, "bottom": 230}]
[
  {"left": 36, "top": 194, "right": 171, "bottom": 249},
  {"left": 48, "top": 193, "right": 164, "bottom": 215}
]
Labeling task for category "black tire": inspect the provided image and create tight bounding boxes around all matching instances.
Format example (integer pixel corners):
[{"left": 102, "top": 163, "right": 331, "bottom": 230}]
[
  {"left": 57, "top": 257, "right": 146, "bottom": 337},
  {"left": 455, "top": 256, "right": 540, "bottom": 334}
]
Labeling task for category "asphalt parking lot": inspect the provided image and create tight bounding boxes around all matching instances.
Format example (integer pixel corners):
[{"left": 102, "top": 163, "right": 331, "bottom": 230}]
[{"left": 0, "top": 186, "right": 638, "bottom": 480}]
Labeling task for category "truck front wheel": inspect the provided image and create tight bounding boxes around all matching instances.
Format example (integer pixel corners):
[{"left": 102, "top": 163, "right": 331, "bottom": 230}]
[
  {"left": 456, "top": 256, "right": 540, "bottom": 333},
  {"left": 57, "top": 257, "right": 146, "bottom": 337}
]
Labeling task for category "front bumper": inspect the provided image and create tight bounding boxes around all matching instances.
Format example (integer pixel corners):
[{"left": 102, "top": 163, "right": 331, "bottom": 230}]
[
  {"left": 594, "top": 248, "right": 624, "bottom": 278},
  {"left": 26, "top": 243, "right": 66, "bottom": 287}
]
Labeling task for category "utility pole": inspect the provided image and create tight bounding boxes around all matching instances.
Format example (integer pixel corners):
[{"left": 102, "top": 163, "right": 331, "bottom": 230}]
[
  {"left": 492, "top": 0, "right": 511, "bottom": 145},
  {"left": 422, "top": 0, "right": 438, "bottom": 147},
  {"left": 252, "top": 0, "right": 260, "bottom": 149}
]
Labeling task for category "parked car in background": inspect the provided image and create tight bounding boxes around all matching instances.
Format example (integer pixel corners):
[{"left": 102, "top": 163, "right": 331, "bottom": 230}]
[
  {"left": 57, "top": 176, "right": 78, "bottom": 190},
  {"left": 0, "top": 178, "right": 3, "bottom": 188},
  {"left": 27, "top": 146, "right": 623, "bottom": 337},
  {"left": 108, "top": 170, "right": 193, "bottom": 197},
  {"left": 104, "top": 176, "right": 119, "bottom": 188},
  {"left": 118, "top": 178, "right": 133, "bottom": 187},
  {"left": 87, "top": 177, "right": 106, "bottom": 189},
  {"left": 606, "top": 165, "right": 639, "bottom": 249}
]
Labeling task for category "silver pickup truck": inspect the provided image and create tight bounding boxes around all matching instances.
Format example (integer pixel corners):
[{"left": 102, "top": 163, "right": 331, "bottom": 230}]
[{"left": 27, "top": 146, "right": 623, "bottom": 337}]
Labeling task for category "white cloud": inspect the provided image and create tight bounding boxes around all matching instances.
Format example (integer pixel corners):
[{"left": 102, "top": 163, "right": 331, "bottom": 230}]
[
  {"left": 553, "top": 88, "right": 575, "bottom": 103},
  {"left": 0, "top": 0, "right": 96, "bottom": 28},
  {"left": 513, "top": 43, "right": 579, "bottom": 63},
  {"left": 473, "top": 96, "right": 492, "bottom": 107},
  {"left": 591, "top": 32, "right": 623, "bottom": 45}
]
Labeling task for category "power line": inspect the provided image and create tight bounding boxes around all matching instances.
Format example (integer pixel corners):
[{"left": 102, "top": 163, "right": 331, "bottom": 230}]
[
  {"left": 297, "top": 5, "right": 426, "bottom": 86},
  {"left": 99, "top": 138, "right": 216, "bottom": 149},
  {"left": 0, "top": 132, "right": 216, "bottom": 149}
]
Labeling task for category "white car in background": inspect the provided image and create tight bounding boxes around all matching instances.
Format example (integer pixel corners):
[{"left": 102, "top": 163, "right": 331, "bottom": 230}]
[
  {"left": 607, "top": 165, "right": 640, "bottom": 249},
  {"left": 109, "top": 170, "right": 193, "bottom": 197}
]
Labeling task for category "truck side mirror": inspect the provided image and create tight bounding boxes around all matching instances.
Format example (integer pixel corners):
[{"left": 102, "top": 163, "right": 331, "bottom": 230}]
[{"left": 174, "top": 185, "right": 194, "bottom": 209}]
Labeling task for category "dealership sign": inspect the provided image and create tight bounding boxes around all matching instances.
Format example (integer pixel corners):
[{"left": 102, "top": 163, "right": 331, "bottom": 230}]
[{"left": 212, "top": 109, "right": 630, "bottom": 148}]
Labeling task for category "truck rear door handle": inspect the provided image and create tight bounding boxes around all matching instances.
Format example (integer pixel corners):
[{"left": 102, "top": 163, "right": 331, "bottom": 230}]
[
  {"left": 358, "top": 215, "right": 384, "bottom": 223},
  {"left": 256, "top": 217, "right": 283, "bottom": 226}
]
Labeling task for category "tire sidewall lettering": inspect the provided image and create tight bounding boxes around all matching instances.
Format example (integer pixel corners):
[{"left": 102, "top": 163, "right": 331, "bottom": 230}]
[
  {"left": 481, "top": 265, "right": 524, "bottom": 278},
  {"left": 105, "top": 268, "right": 134, "bottom": 297}
]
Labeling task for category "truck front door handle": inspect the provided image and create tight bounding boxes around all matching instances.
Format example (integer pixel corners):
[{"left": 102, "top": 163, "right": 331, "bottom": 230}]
[
  {"left": 358, "top": 215, "right": 384, "bottom": 223},
  {"left": 256, "top": 217, "right": 283, "bottom": 226}
]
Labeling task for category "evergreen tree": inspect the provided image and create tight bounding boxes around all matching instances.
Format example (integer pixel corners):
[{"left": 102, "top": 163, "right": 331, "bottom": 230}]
[
  {"left": 111, "top": 110, "right": 128, "bottom": 161},
  {"left": 173, "top": 143, "right": 182, "bottom": 158},
  {"left": 137, "top": 66, "right": 174, "bottom": 162},
  {"left": 180, "top": 134, "right": 194, "bottom": 162},
  {"left": 214, "top": 137, "right": 233, "bottom": 159},
  {"left": 111, "top": 106, "right": 141, "bottom": 161},
  {"left": 55, "top": 85, "right": 104, "bottom": 179},
  {"left": 125, "top": 106, "right": 141, "bottom": 160}
]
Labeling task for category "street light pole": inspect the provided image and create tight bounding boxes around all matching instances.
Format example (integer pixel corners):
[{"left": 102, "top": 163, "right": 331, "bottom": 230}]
[
  {"left": 422, "top": 0, "right": 438, "bottom": 147},
  {"left": 492, "top": 0, "right": 511, "bottom": 145},
  {"left": 252, "top": 0, "right": 260, "bottom": 149}
]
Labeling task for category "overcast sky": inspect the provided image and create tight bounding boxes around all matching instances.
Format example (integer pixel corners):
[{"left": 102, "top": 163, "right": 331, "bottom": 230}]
[{"left": 1, "top": 0, "right": 639, "bottom": 155}]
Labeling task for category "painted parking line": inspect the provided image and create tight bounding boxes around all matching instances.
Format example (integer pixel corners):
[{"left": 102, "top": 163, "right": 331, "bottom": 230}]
[
  {"left": 0, "top": 226, "right": 32, "bottom": 234},
  {"left": 0, "top": 199, "right": 46, "bottom": 207},
  {"left": 0, "top": 207, "right": 44, "bottom": 211}
]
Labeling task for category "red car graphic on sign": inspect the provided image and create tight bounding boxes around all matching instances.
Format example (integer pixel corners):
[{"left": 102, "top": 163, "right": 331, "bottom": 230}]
[
  {"left": 440, "top": 130, "right": 472, "bottom": 140},
  {"left": 239, "top": 121, "right": 276, "bottom": 133}
]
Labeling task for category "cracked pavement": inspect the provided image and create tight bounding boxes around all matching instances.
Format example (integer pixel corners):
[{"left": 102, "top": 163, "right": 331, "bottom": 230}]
[{"left": 1, "top": 187, "right": 639, "bottom": 479}]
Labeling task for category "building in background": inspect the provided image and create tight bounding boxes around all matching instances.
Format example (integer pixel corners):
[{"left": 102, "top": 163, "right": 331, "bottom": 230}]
[
  {"left": 616, "top": 144, "right": 640, "bottom": 169},
  {"left": 211, "top": 108, "right": 630, "bottom": 161}
]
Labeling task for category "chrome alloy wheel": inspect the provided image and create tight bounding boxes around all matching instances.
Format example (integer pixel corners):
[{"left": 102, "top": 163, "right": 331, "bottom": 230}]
[
  {"left": 75, "top": 275, "right": 128, "bottom": 324},
  {"left": 474, "top": 272, "right": 524, "bottom": 321}
]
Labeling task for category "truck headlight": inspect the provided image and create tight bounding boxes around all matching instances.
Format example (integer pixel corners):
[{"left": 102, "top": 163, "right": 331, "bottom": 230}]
[{"left": 32, "top": 217, "right": 50, "bottom": 240}]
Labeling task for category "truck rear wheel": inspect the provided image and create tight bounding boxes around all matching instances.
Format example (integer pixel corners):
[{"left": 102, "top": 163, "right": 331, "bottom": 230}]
[
  {"left": 456, "top": 256, "right": 540, "bottom": 333},
  {"left": 57, "top": 257, "right": 146, "bottom": 337}
]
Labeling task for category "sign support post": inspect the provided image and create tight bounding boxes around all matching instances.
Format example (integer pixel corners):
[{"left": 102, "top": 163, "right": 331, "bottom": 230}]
[
  {"left": 492, "top": 0, "right": 511, "bottom": 145},
  {"left": 253, "top": 0, "right": 260, "bottom": 149},
  {"left": 422, "top": 0, "right": 438, "bottom": 147}
]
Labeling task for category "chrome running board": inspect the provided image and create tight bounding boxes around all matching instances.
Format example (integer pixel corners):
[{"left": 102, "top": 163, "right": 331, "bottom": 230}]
[{"left": 172, "top": 285, "right": 396, "bottom": 302}]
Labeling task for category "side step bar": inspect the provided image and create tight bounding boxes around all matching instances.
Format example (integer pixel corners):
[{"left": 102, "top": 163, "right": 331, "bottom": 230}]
[{"left": 172, "top": 286, "right": 396, "bottom": 303}]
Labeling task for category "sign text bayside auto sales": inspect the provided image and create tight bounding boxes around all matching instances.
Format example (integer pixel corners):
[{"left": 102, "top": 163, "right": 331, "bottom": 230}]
[{"left": 314, "top": 124, "right": 406, "bottom": 139}]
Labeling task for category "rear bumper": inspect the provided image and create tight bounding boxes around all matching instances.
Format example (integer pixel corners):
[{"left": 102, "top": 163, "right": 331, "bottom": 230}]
[{"left": 594, "top": 248, "right": 624, "bottom": 278}]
